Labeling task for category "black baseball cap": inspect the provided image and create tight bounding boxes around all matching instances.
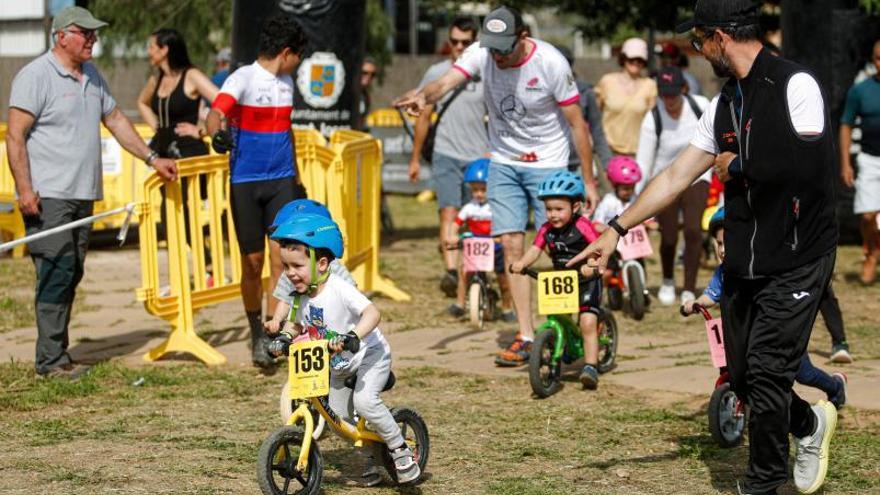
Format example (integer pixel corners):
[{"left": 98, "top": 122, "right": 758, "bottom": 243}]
[
  {"left": 656, "top": 67, "right": 686, "bottom": 96},
  {"left": 676, "top": 0, "right": 760, "bottom": 33},
  {"left": 480, "top": 6, "right": 524, "bottom": 53}
]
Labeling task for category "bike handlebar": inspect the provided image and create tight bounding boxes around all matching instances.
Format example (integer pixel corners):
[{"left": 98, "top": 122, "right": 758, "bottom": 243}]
[
  {"left": 509, "top": 264, "right": 601, "bottom": 283},
  {"left": 679, "top": 302, "right": 712, "bottom": 321}
]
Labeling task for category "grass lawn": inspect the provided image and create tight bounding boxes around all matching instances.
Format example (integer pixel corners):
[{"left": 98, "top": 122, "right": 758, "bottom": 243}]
[{"left": 0, "top": 195, "right": 878, "bottom": 494}]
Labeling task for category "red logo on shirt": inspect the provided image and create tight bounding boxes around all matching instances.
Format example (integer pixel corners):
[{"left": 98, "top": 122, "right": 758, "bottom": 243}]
[
  {"left": 517, "top": 152, "right": 539, "bottom": 162},
  {"left": 721, "top": 131, "right": 737, "bottom": 144},
  {"left": 527, "top": 77, "right": 539, "bottom": 87}
]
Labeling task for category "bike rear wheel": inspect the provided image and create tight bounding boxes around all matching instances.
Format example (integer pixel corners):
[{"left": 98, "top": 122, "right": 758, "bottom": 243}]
[
  {"left": 279, "top": 382, "right": 326, "bottom": 440},
  {"left": 381, "top": 407, "right": 430, "bottom": 485},
  {"left": 708, "top": 382, "right": 745, "bottom": 448},
  {"left": 257, "top": 426, "right": 322, "bottom": 495},
  {"left": 597, "top": 311, "right": 618, "bottom": 374},
  {"left": 529, "top": 329, "right": 563, "bottom": 398}
]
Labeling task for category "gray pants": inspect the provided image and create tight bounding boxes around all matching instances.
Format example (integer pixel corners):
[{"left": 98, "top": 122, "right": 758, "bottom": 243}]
[
  {"left": 329, "top": 344, "right": 403, "bottom": 449},
  {"left": 23, "top": 199, "right": 93, "bottom": 374}
]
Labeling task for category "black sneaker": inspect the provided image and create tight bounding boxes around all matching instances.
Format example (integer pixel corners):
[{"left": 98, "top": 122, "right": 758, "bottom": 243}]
[
  {"left": 447, "top": 303, "right": 465, "bottom": 318},
  {"left": 36, "top": 363, "right": 91, "bottom": 381},
  {"left": 440, "top": 271, "right": 458, "bottom": 297}
]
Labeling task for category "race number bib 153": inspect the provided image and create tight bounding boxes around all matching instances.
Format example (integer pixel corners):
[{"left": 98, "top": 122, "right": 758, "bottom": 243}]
[
  {"left": 288, "top": 340, "right": 330, "bottom": 399},
  {"left": 537, "top": 270, "right": 580, "bottom": 315},
  {"left": 462, "top": 237, "right": 494, "bottom": 272},
  {"left": 617, "top": 224, "right": 654, "bottom": 261},
  {"left": 705, "top": 318, "right": 727, "bottom": 368}
]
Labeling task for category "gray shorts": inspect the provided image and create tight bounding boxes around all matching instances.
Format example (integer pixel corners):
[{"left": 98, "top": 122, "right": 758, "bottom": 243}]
[
  {"left": 431, "top": 151, "right": 471, "bottom": 210},
  {"left": 854, "top": 152, "right": 880, "bottom": 214}
]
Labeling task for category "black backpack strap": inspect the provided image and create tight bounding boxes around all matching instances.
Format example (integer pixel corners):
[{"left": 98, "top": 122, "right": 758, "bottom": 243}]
[
  {"left": 652, "top": 102, "right": 662, "bottom": 150},
  {"left": 684, "top": 94, "right": 704, "bottom": 119}
]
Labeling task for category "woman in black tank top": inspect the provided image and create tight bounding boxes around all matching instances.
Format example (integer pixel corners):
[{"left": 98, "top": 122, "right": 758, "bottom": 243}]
[{"left": 137, "top": 29, "right": 218, "bottom": 158}]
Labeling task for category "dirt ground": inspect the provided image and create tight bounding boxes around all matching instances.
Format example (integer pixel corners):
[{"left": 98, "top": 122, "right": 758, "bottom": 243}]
[{"left": 1, "top": 195, "right": 879, "bottom": 494}]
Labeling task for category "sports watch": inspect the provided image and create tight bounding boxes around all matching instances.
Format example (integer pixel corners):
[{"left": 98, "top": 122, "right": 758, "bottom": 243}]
[{"left": 608, "top": 215, "right": 629, "bottom": 237}]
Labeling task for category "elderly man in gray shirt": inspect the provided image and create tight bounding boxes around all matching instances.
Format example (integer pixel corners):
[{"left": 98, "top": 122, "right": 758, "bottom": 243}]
[{"left": 6, "top": 7, "right": 177, "bottom": 379}]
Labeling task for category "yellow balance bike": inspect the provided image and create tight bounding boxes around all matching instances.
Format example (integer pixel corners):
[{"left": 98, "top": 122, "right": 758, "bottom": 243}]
[{"left": 257, "top": 334, "right": 429, "bottom": 494}]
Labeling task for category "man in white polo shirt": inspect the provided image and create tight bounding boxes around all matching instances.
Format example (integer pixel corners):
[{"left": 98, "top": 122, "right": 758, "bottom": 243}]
[
  {"left": 395, "top": 5, "right": 598, "bottom": 366},
  {"left": 6, "top": 7, "right": 177, "bottom": 379}
]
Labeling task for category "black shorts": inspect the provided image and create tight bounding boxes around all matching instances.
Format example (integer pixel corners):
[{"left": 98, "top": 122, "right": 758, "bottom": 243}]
[
  {"left": 230, "top": 177, "right": 304, "bottom": 255},
  {"left": 579, "top": 277, "right": 603, "bottom": 317}
]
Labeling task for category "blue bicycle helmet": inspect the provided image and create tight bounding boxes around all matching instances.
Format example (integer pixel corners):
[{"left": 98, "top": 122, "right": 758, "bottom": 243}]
[
  {"left": 708, "top": 206, "right": 725, "bottom": 237},
  {"left": 537, "top": 171, "right": 585, "bottom": 199},
  {"left": 270, "top": 199, "right": 332, "bottom": 232},
  {"left": 463, "top": 158, "right": 490, "bottom": 183},
  {"left": 271, "top": 213, "right": 344, "bottom": 259}
]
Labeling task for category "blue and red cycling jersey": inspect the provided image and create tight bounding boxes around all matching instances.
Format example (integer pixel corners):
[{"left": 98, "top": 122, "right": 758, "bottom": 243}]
[{"left": 212, "top": 62, "right": 296, "bottom": 184}]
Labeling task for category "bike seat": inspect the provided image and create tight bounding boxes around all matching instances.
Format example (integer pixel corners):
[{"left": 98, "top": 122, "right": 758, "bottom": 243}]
[{"left": 343, "top": 371, "right": 396, "bottom": 392}]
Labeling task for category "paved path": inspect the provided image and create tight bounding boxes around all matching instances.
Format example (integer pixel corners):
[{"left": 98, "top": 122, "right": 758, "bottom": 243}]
[{"left": 2, "top": 249, "right": 876, "bottom": 410}]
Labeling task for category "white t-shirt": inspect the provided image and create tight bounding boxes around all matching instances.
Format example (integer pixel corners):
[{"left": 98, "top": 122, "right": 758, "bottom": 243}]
[
  {"left": 289, "top": 274, "right": 389, "bottom": 353},
  {"left": 636, "top": 95, "right": 712, "bottom": 194},
  {"left": 593, "top": 192, "right": 633, "bottom": 226},
  {"left": 453, "top": 38, "right": 579, "bottom": 168},
  {"left": 691, "top": 73, "right": 825, "bottom": 154}
]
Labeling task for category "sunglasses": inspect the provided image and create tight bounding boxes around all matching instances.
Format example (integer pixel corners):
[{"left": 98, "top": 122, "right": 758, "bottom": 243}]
[
  {"left": 66, "top": 28, "right": 98, "bottom": 42},
  {"left": 624, "top": 57, "right": 646, "bottom": 66},
  {"left": 690, "top": 30, "right": 715, "bottom": 52},
  {"left": 362, "top": 70, "right": 376, "bottom": 77},
  {"left": 489, "top": 41, "right": 517, "bottom": 57},
  {"left": 449, "top": 38, "right": 474, "bottom": 48}
]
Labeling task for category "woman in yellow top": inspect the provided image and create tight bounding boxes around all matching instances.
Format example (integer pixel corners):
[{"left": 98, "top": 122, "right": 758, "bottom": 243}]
[{"left": 595, "top": 38, "right": 657, "bottom": 156}]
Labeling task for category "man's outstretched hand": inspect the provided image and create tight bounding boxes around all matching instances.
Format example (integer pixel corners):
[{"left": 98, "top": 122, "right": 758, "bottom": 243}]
[
  {"left": 565, "top": 229, "right": 619, "bottom": 277},
  {"left": 392, "top": 89, "right": 426, "bottom": 117}
]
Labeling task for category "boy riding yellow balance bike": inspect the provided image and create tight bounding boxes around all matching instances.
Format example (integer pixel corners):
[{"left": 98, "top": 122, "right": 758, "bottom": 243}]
[{"left": 257, "top": 214, "right": 428, "bottom": 494}]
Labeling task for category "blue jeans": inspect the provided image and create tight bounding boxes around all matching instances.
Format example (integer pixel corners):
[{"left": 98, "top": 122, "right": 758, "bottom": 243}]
[
  {"left": 796, "top": 354, "right": 842, "bottom": 402},
  {"left": 487, "top": 162, "right": 566, "bottom": 235}
]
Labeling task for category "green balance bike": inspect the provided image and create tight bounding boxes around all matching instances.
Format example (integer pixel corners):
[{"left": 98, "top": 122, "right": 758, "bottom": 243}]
[{"left": 515, "top": 266, "right": 619, "bottom": 398}]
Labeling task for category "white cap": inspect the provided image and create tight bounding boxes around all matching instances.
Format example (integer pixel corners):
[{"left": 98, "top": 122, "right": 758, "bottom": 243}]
[{"left": 621, "top": 38, "right": 648, "bottom": 61}]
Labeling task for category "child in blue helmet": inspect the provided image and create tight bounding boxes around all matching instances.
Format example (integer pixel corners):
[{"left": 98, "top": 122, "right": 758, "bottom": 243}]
[
  {"left": 264, "top": 199, "right": 357, "bottom": 335},
  {"left": 507, "top": 171, "right": 604, "bottom": 389},
  {"left": 683, "top": 208, "right": 847, "bottom": 409},
  {"left": 268, "top": 214, "right": 421, "bottom": 485},
  {"left": 446, "top": 158, "right": 514, "bottom": 320}
]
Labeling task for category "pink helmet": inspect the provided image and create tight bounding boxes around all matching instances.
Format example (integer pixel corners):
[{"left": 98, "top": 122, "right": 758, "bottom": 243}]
[{"left": 607, "top": 156, "right": 642, "bottom": 186}]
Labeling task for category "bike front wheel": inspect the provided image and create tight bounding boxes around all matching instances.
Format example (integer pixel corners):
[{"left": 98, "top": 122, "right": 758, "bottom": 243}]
[
  {"left": 708, "top": 382, "right": 745, "bottom": 448},
  {"left": 279, "top": 382, "right": 326, "bottom": 440},
  {"left": 381, "top": 407, "right": 430, "bottom": 485},
  {"left": 529, "top": 329, "right": 563, "bottom": 398},
  {"left": 468, "top": 282, "right": 484, "bottom": 331},
  {"left": 626, "top": 264, "right": 646, "bottom": 321},
  {"left": 597, "top": 311, "right": 618, "bottom": 374},
  {"left": 257, "top": 426, "right": 322, "bottom": 495}
]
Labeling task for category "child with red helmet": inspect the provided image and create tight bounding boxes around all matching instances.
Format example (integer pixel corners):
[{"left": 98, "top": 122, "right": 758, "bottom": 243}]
[{"left": 593, "top": 156, "right": 642, "bottom": 230}]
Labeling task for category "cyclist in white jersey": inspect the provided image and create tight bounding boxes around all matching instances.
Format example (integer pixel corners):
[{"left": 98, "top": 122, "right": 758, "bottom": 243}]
[{"left": 395, "top": 5, "right": 599, "bottom": 366}]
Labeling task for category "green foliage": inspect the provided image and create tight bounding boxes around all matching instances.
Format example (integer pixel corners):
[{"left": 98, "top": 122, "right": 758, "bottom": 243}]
[
  {"left": 365, "top": 0, "right": 394, "bottom": 82},
  {"left": 90, "top": 0, "right": 233, "bottom": 71},
  {"left": 554, "top": 0, "right": 694, "bottom": 40},
  {"left": 863, "top": 0, "right": 880, "bottom": 14}
]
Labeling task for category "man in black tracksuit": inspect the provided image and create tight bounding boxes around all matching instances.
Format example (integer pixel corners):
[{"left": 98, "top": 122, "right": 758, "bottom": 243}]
[{"left": 567, "top": 2, "right": 840, "bottom": 494}]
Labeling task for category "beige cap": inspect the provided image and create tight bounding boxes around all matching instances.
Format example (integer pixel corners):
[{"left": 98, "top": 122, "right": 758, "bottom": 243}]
[{"left": 621, "top": 37, "right": 648, "bottom": 61}]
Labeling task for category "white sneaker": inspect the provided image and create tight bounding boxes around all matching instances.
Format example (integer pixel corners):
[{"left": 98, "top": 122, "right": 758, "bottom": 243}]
[
  {"left": 680, "top": 290, "right": 696, "bottom": 305},
  {"left": 658, "top": 281, "right": 676, "bottom": 306},
  {"left": 794, "top": 400, "right": 837, "bottom": 494}
]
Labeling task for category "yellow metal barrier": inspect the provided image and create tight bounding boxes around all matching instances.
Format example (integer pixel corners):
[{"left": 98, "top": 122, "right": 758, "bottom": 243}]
[
  {"left": 365, "top": 108, "right": 436, "bottom": 128},
  {"left": 329, "top": 130, "right": 410, "bottom": 301},
  {"left": 0, "top": 124, "right": 27, "bottom": 258},
  {"left": 136, "top": 155, "right": 246, "bottom": 366}
]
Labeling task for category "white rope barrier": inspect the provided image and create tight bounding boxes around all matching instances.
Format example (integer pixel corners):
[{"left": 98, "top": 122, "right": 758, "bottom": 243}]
[{"left": 0, "top": 202, "right": 137, "bottom": 254}]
